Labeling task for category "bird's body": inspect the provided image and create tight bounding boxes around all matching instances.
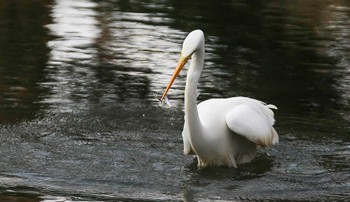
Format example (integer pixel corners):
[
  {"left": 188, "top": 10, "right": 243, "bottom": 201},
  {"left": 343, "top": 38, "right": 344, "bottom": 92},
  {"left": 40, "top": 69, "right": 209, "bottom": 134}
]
[
  {"left": 161, "top": 30, "right": 278, "bottom": 168},
  {"left": 183, "top": 97, "right": 278, "bottom": 167}
]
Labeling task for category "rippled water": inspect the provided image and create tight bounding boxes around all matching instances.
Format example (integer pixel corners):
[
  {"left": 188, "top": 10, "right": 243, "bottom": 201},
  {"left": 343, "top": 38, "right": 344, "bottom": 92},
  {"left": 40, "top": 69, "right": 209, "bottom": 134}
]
[{"left": 0, "top": 0, "right": 350, "bottom": 201}]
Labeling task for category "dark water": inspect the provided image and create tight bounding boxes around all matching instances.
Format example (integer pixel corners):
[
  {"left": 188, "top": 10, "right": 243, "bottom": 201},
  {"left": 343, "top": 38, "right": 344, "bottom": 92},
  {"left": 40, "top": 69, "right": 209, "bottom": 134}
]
[{"left": 0, "top": 0, "right": 350, "bottom": 201}]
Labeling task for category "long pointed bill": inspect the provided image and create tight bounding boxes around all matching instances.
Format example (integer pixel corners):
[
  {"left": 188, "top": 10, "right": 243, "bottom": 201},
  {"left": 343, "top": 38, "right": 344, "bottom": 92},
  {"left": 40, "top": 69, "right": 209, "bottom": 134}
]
[{"left": 160, "top": 55, "right": 190, "bottom": 101}]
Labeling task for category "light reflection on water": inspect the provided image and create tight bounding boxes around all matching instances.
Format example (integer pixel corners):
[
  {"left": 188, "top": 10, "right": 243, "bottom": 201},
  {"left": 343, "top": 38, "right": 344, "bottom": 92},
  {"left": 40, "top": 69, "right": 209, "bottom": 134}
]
[
  {"left": 320, "top": 4, "right": 350, "bottom": 111},
  {"left": 0, "top": 0, "right": 350, "bottom": 201},
  {"left": 42, "top": 0, "right": 194, "bottom": 111}
]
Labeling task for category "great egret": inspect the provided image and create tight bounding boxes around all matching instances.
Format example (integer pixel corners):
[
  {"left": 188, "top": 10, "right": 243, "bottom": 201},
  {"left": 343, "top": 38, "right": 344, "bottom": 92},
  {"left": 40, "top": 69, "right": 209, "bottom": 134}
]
[{"left": 160, "top": 30, "right": 279, "bottom": 168}]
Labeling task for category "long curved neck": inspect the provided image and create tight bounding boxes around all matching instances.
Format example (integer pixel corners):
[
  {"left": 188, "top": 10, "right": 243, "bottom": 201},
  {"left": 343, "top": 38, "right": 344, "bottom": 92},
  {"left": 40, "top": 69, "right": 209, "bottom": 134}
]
[{"left": 185, "top": 43, "right": 205, "bottom": 138}]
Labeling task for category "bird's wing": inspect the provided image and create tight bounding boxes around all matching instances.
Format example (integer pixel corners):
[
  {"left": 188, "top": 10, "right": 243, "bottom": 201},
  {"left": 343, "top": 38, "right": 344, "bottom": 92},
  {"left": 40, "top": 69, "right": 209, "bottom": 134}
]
[{"left": 225, "top": 99, "right": 279, "bottom": 147}]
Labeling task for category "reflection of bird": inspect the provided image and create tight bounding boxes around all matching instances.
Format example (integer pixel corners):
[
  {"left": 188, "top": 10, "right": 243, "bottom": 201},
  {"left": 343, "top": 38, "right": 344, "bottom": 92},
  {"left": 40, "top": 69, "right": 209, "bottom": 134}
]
[{"left": 160, "top": 30, "right": 279, "bottom": 168}]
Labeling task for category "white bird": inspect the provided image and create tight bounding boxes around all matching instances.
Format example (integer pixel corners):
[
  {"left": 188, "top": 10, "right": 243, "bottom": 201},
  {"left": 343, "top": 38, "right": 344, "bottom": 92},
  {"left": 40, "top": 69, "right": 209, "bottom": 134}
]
[{"left": 160, "top": 30, "right": 279, "bottom": 168}]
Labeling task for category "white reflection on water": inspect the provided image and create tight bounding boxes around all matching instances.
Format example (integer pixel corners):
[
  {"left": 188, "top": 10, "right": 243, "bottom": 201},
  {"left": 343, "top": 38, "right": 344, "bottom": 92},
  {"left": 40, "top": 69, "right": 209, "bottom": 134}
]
[
  {"left": 105, "top": 13, "right": 186, "bottom": 98},
  {"left": 42, "top": 0, "right": 194, "bottom": 112},
  {"left": 43, "top": 0, "right": 100, "bottom": 113},
  {"left": 47, "top": 0, "right": 99, "bottom": 63}
]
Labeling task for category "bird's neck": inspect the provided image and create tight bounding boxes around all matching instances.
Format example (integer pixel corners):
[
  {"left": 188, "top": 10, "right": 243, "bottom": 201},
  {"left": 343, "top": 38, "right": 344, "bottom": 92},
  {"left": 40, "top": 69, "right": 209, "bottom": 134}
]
[{"left": 184, "top": 46, "right": 205, "bottom": 137}]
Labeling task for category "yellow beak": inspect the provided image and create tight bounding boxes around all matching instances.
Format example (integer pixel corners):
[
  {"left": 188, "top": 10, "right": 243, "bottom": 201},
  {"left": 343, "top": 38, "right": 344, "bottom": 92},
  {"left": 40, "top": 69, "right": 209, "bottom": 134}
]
[{"left": 160, "top": 55, "right": 190, "bottom": 101}]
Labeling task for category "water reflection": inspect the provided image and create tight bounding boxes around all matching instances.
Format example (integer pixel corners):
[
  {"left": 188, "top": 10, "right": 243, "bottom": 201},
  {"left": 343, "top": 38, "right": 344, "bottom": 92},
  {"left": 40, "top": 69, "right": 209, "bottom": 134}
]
[
  {"left": 43, "top": 0, "right": 100, "bottom": 113},
  {"left": 164, "top": 0, "right": 349, "bottom": 118},
  {"left": 43, "top": 0, "right": 191, "bottom": 113},
  {"left": 319, "top": 3, "right": 350, "bottom": 113},
  {"left": 0, "top": 0, "right": 51, "bottom": 123},
  {"left": 0, "top": 0, "right": 349, "bottom": 121},
  {"left": 0, "top": 0, "right": 350, "bottom": 201}
]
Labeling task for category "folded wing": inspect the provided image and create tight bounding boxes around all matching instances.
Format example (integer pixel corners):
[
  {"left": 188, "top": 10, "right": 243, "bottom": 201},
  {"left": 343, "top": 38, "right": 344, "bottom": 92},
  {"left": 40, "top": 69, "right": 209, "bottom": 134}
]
[{"left": 225, "top": 100, "right": 279, "bottom": 147}]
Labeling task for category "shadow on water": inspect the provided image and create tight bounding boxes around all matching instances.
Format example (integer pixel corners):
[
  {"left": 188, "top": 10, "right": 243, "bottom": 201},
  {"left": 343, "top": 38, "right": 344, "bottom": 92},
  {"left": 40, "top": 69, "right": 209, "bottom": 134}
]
[
  {"left": 0, "top": 0, "right": 350, "bottom": 201},
  {"left": 184, "top": 154, "right": 274, "bottom": 182},
  {"left": 0, "top": 0, "right": 51, "bottom": 123}
]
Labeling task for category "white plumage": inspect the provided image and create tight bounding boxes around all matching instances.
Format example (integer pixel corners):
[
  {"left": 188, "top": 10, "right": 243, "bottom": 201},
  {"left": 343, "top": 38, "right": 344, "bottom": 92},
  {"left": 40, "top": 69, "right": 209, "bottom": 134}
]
[{"left": 161, "top": 30, "right": 278, "bottom": 168}]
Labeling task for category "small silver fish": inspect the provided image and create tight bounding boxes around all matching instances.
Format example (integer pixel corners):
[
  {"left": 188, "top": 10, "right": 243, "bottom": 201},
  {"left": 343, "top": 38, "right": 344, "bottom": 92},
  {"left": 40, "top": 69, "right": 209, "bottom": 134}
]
[{"left": 158, "top": 95, "right": 172, "bottom": 107}]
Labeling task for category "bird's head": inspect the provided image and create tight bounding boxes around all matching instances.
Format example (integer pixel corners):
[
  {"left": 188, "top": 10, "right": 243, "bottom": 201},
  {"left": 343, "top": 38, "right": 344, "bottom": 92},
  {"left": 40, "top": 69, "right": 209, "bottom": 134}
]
[
  {"left": 181, "top": 29, "right": 204, "bottom": 58},
  {"left": 159, "top": 30, "right": 204, "bottom": 102}
]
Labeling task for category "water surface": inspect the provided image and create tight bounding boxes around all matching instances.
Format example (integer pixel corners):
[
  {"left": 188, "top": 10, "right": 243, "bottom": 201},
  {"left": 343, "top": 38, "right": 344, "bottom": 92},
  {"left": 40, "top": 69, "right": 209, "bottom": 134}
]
[{"left": 0, "top": 0, "right": 350, "bottom": 201}]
